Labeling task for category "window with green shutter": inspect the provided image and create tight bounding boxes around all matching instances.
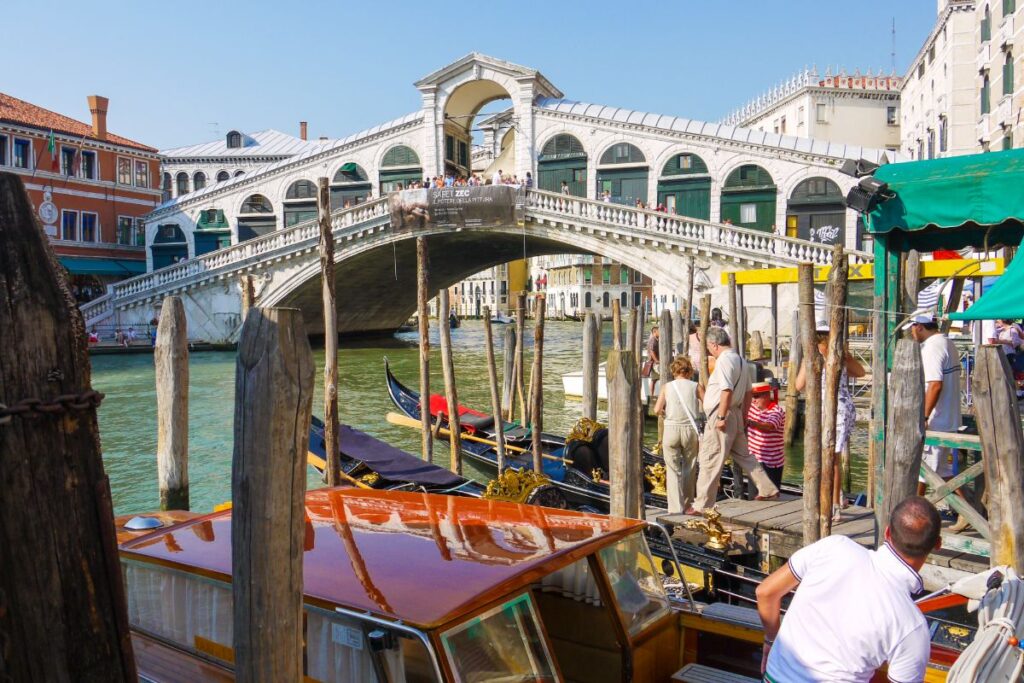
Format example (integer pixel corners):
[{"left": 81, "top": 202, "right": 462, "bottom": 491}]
[
  {"left": 602, "top": 266, "right": 610, "bottom": 284},
  {"left": 381, "top": 145, "right": 420, "bottom": 168},
  {"left": 1004, "top": 0, "right": 1015, "bottom": 16},
  {"left": 620, "top": 268, "right": 629, "bottom": 284},
  {"left": 982, "top": 5, "right": 991, "bottom": 41},
  {"left": 982, "top": 74, "right": 991, "bottom": 114},
  {"left": 1004, "top": 52, "right": 1014, "bottom": 96},
  {"left": 599, "top": 143, "right": 645, "bottom": 165}
]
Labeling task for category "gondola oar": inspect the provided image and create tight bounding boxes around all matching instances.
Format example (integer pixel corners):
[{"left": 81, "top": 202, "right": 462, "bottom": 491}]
[{"left": 307, "top": 449, "right": 374, "bottom": 490}]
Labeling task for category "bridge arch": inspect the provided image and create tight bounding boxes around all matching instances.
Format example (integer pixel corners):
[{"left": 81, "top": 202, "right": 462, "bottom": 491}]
[
  {"left": 595, "top": 141, "right": 649, "bottom": 206},
  {"left": 282, "top": 179, "right": 318, "bottom": 227},
  {"left": 236, "top": 193, "right": 276, "bottom": 242},
  {"left": 719, "top": 163, "right": 777, "bottom": 232},
  {"left": 330, "top": 162, "right": 372, "bottom": 208},
  {"left": 784, "top": 176, "right": 847, "bottom": 245},
  {"left": 536, "top": 132, "right": 587, "bottom": 196},
  {"left": 441, "top": 77, "right": 515, "bottom": 177},
  {"left": 377, "top": 143, "right": 423, "bottom": 193},
  {"left": 656, "top": 151, "right": 712, "bottom": 220}
]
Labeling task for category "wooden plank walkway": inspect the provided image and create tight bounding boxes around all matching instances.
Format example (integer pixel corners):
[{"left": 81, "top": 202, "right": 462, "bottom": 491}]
[{"left": 657, "top": 496, "right": 988, "bottom": 590}]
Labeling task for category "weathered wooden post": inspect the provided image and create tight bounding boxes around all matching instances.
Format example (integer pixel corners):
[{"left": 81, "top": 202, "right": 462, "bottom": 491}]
[
  {"left": 416, "top": 237, "right": 432, "bottom": 462},
  {"left": 902, "top": 249, "right": 921, "bottom": 318},
  {"left": 658, "top": 308, "right": 673, "bottom": 440},
  {"left": 698, "top": 294, "right": 711, "bottom": 387},
  {"left": 318, "top": 177, "right": 341, "bottom": 485},
  {"left": 240, "top": 274, "right": 255, "bottom": 321},
  {"left": 232, "top": 307, "right": 314, "bottom": 683},
  {"left": 974, "top": 345, "right": 1024, "bottom": 571},
  {"left": 626, "top": 305, "right": 638, "bottom": 357},
  {"left": 483, "top": 307, "right": 507, "bottom": 472},
  {"left": 501, "top": 326, "right": 516, "bottom": 421},
  {"left": 156, "top": 295, "right": 189, "bottom": 510},
  {"left": 612, "top": 298, "right": 622, "bottom": 350},
  {"left": 750, "top": 330, "right": 765, "bottom": 361},
  {"left": 634, "top": 307, "right": 645, "bottom": 374},
  {"left": 582, "top": 311, "right": 600, "bottom": 421},
  {"left": 0, "top": 172, "right": 136, "bottom": 681},
  {"left": 728, "top": 272, "right": 739, "bottom": 349},
  {"left": 784, "top": 309, "right": 802, "bottom": 447},
  {"left": 799, "top": 263, "right": 823, "bottom": 544},
  {"left": 682, "top": 255, "right": 695, "bottom": 356},
  {"left": 819, "top": 245, "right": 848, "bottom": 536},
  {"left": 514, "top": 291, "right": 528, "bottom": 423},
  {"left": 879, "top": 339, "right": 925, "bottom": 532},
  {"left": 608, "top": 349, "right": 642, "bottom": 519},
  {"left": 672, "top": 308, "right": 685, "bottom": 354},
  {"left": 531, "top": 295, "right": 546, "bottom": 472},
  {"left": 438, "top": 288, "right": 462, "bottom": 475}
]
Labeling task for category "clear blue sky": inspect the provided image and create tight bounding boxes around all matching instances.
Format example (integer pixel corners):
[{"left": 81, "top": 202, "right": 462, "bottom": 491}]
[{"left": 4, "top": 0, "right": 937, "bottom": 150}]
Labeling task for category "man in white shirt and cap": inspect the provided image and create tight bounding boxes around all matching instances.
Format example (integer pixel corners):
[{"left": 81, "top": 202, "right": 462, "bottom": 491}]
[{"left": 757, "top": 496, "right": 941, "bottom": 682}]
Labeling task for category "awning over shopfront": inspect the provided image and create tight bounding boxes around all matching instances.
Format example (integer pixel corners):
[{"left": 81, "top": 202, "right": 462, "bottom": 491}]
[
  {"left": 866, "top": 149, "right": 1024, "bottom": 251},
  {"left": 59, "top": 256, "right": 146, "bottom": 277},
  {"left": 950, "top": 254, "right": 1024, "bottom": 320}
]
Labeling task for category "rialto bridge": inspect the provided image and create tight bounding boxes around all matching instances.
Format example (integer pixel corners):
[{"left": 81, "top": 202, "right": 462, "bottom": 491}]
[{"left": 82, "top": 53, "right": 886, "bottom": 341}]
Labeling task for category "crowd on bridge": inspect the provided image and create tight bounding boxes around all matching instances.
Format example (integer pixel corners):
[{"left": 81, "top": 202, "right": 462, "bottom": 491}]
[{"left": 397, "top": 169, "right": 534, "bottom": 191}]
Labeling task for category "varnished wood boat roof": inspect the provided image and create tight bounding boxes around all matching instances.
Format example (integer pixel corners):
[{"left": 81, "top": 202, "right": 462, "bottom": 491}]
[{"left": 118, "top": 487, "right": 643, "bottom": 629}]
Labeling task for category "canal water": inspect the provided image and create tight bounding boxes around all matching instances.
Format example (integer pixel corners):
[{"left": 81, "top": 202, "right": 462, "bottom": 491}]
[{"left": 92, "top": 320, "right": 869, "bottom": 515}]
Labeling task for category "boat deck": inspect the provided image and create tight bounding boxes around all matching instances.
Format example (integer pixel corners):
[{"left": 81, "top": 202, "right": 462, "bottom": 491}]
[{"left": 657, "top": 496, "right": 988, "bottom": 591}]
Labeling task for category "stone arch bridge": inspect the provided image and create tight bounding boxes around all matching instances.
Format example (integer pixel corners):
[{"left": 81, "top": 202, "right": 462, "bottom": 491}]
[{"left": 81, "top": 190, "right": 868, "bottom": 343}]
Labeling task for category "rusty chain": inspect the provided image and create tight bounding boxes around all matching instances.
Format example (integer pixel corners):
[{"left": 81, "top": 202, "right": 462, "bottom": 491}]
[{"left": 0, "top": 390, "right": 104, "bottom": 426}]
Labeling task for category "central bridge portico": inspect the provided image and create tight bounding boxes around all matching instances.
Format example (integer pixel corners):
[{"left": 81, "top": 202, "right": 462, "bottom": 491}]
[{"left": 82, "top": 190, "right": 868, "bottom": 342}]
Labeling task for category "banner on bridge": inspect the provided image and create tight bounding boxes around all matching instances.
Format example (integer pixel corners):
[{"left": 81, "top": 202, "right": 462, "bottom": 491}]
[{"left": 388, "top": 185, "right": 524, "bottom": 231}]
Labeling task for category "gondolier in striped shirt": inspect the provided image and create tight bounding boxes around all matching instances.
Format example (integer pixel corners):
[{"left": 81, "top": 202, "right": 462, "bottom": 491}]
[{"left": 746, "top": 382, "right": 785, "bottom": 489}]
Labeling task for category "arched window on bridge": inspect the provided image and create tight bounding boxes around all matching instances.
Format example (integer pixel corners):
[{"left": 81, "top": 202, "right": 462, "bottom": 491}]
[
  {"left": 193, "top": 171, "right": 207, "bottom": 192},
  {"left": 785, "top": 177, "right": 845, "bottom": 245},
  {"left": 193, "top": 207, "right": 230, "bottom": 256},
  {"left": 238, "top": 194, "right": 276, "bottom": 242},
  {"left": 283, "top": 180, "right": 318, "bottom": 228},
  {"left": 538, "top": 134, "right": 587, "bottom": 197},
  {"left": 657, "top": 152, "right": 710, "bottom": 220},
  {"left": 234, "top": 170, "right": 245, "bottom": 177},
  {"left": 380, "top": 145, "right": 422, "bottom": 194},
  {"left": 331, "top": 163, "right": 371, "bottom": 209},
  {"left": 151, "top": 224, "right": 188, "bottom": 270},
  {"left": 720, "top": 164, "right": 776, "bottom": 232},
  {"left": 175, "top": 172, "right": 189, "bottom": 197},
  {"left": 162, "top": 172, "right": 172, "bottom": 201},
  {"left": 216, "top": 170, "right": 230, "bottom": 182},
  {"left": 597, "top": 143, "right": 648, "bottom": 206}
]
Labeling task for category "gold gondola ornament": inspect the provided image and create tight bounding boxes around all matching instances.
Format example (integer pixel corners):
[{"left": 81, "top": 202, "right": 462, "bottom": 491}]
[{"left": 483, "top": 468, "right": 552, "bottom": 504}]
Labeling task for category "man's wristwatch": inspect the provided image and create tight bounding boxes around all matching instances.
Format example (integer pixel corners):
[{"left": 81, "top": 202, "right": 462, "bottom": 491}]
[{"left": 717, "top": 414, "right": 728, "bottom": 421}]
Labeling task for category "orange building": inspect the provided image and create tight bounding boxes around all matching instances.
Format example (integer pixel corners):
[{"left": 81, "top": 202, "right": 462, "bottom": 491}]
[{"left": 0, "top": 92, "right": 162, "bottom": 301}]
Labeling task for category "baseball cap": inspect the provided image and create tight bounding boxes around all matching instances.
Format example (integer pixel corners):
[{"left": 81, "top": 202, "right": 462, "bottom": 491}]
[
  {"left": 752, "top": 381, "right": 772, "bottom": 395},
  {"left": 901, "top": 310, "right": 936, "bottom": 330}
]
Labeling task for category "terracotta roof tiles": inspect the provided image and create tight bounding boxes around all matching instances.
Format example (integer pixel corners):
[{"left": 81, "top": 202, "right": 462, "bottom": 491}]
[{"left": 0, "top": 92, "right": 157, "bottom": 153}]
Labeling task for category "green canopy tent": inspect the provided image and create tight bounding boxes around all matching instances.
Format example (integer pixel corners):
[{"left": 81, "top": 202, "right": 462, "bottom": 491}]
[{"left": 862, "top": 149, "right": 1024, "bottom": 536}]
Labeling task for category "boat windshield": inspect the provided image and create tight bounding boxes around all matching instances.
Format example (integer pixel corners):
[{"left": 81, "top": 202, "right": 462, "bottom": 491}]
[
  {"left": 597, "top": 532, "right": 671, "bottom": 636},
  {"left": 440, "top": 593, "right": 558, "bottom": 682}
]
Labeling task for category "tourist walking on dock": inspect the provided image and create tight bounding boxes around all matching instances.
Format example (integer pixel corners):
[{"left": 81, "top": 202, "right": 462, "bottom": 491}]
[
  {"left": 653, "top": 356, "right": 702, "bottom": 513},
  {"left": 690, "top": 327, "right": 779, "bottom": 513},
  {"left": 795, "top": 322, "right": 865, "bottom": 521},
  {"left": 746, "top": 382, "right": 786, "bottom": 489},
  {"left": 757, "top": 496, "right": 940, "bottom": 682},
  {"left": 643, "top": 325, "right": 660, "bottom": 378}
]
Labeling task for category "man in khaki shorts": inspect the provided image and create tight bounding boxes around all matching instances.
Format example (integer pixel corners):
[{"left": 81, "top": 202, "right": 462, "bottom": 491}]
[{"left": 689, "top": 327, "right": 779, "bottom": 513}]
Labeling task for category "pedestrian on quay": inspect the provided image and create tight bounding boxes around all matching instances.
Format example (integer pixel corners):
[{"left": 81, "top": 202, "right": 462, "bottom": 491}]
[
  {"left": 653, "top": 355, "right": 702, "bottom": 513},
  {"left": 795, "top": 320, "right": 865, "bottom": 521},
  {"left": 560, "top": 180, "right": 570, "bottom": 195},
  {"left": 642, "top": 325, "right": 660, "bottom": 378},
  {"left": 757, "top": 496, "right": 940, "bottom": 682},
  {"left": 745, "top": 382, "right": 786, "bottom": 489},
  {"left": 690, "top": 327, "right": 779, "bottom": 513}
]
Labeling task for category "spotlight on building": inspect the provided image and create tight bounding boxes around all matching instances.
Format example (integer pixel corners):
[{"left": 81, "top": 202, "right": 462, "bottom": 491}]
[
  {"left": 844, "top": 176, "right": 890, "bottom": 213},
  {"left": 839, "top": 158, "right": 882, "bottom": 178}
]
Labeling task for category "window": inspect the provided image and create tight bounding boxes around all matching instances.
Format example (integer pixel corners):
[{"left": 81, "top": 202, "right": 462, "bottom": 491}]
[
  {"left": 928, "top": 45, "right": 936, "bottom": 64},
  {"left": 780, "top": 115, "right": 786, "bottom": 134},
  {"left": 381, "top": 145, "right": 420, "bottom": 168},
  {"left": 226, "top": 131, "right": 242, "bottom": 148},
  {"left": 917, "top": 62, "right": 925, "bottom": 79},
  {"left": 740, "top": 203, "right": 757, "bottom": 224},
  {"left": 216, "top": 170, "right": 230, "bottom": 182},
  {"left": 117, "top": 216, "right": 133, "bottom": 245},
  {"left": 241, "top": 194, "right": 273, "bottom": 214},
  {"left": 815, "top": 103, "right": 828, "bottom": 123},
  {"left": 602, "top": 266, "right": 611, "bottom": 285},
  {"left": 620, "top": 268, "right": 629, "bottom": 285},
  {"left": 597, "top": 533, "right": 671, "bottom": 636},
  {"left": 634, "top": 269, "right": 641, "bottom": 284},
  {"left": 175, "top": 172, "right": 189, "bottom": 196},
  {"left": 81, "top": 150, "right": 96, "bottom": 179},
  {"left": 1005, "top": 133, "right": 1014, "bottom": 150},
  {"left": 600, "top": 143, "right": 645, "bottom": 165},
  {"left": 602, "top": 292, "right": 610, "bottom": 308},
  {"left": 458, "top": 140, "right": 468, "bottom": 168},
  {"left": 797, "top": 106, "right": 805, "bottom": 127},
  {"left": 1005, "top": 0, "right": 1015, "bottom": 16},
  {"left": 61, "top": 147, "right": 76, "bottom": 176},
  {"left": 135, "top": 160, "right": 149, "bottom": 188},
  {"left": 634, "top": 291, "right": 642, "bottom": 307},
  {"left": 80, "top": 212, "right": 98, "bottom": 242},
  {"left": 13, "top": 138, "right": 31, "bottom": 169},
  {"left": 61, "top": 210, "right": 78, "bottom": 241},
  {"left": 234, "top": 170, "right": 245, "bottom": 177},
  {"left": 584, "top": 292, "right": 592, "bottom": 308},
  {"left": 982, "top": 5, "right": 992, "bottom": 41},
  {"left": 1004, "top": 51, "right": 1014, "bottom": 96},
  {"left": 927, "top": 128, "right": 936, "bottom": 159},
  {"left": 886, "top": 106, "right": 897, "bottom": 125},
  {"left": 0, "top": 135, "right": 7, "bottom": 165},
  {"left": 445, "top": 135, "right": 454, "bottom": 162},
  {"left": 117, "top": 158, "right": 132, "bottom": 184},
  {"left": 982, "top": 74, "right": 991, "bottom": 115},
  {"left": 939, "top": 115, "right": 948, "bottom": 152},
  {"left": 193, "top": 171, "right": 206, "bottom": 191}
]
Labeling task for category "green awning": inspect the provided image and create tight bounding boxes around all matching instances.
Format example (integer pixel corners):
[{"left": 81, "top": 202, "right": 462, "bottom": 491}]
[
  {"left": 59, "top": 256, "right": 146, "bottom": 277},
  {"left": 949, "top": 255, "right": 1024, "bottom": 320},
  {"left": 866, "top": 149, "right": 1024, "bottom": 250}
]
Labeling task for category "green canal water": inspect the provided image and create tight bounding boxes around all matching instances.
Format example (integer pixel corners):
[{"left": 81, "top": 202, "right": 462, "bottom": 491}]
[{"left": 91, "top": 320, "right": 869, "bottom": 515}]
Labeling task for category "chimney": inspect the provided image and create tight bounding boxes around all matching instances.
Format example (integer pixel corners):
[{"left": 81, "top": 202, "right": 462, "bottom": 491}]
[
  {"left": 88, "top": 95, "right": 109, "bottom": 140},
  {"left": 299, "top": 121, "right": 308, "bottom": 141}
]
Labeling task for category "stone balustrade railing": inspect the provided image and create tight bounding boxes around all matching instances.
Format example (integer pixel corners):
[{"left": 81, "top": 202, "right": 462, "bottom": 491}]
[
  {"left": 526, "top": 190, "right": 870, "bottom": 266},
  {"left": 79, "top": 291, "right": 113, "bottom": 322}
]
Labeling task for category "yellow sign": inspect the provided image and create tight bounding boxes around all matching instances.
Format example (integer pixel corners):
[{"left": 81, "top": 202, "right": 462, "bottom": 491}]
[{"left": 721, "top": 259, "right": 1004, "bottom": 285}]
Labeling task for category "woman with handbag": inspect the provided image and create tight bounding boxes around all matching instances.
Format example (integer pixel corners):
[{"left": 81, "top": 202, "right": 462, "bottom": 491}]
[{"left": 653, "top": 355, "right": 702, "bottom": 513}]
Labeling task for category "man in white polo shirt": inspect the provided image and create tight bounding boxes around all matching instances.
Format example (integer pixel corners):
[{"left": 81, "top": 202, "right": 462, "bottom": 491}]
[{"left": 756, "top": 497, "right": 941, "bottom": 682}]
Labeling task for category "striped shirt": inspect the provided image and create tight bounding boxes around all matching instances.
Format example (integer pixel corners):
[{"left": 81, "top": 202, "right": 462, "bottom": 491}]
[{"left": 747, "top": 403, "right": 785, "bottom": 467}]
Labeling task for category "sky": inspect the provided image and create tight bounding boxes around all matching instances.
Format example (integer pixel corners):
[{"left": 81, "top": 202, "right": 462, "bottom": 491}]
[{"left": 3, "top": 1, "right": 938, "bottom": 150}]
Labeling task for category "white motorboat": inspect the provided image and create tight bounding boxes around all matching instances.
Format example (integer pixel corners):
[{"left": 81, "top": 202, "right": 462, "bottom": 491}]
[
  {"left": 491, "top": 311, "right": 515, "bottom": 324},
  {"left": 561, "top": 361, "right": 654, "bottom": 402}
]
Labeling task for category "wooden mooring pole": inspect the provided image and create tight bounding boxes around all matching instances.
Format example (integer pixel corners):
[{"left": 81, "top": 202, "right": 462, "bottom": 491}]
[
  {"left": 608, "top": 349, "right": 642, "bottom": 518},
  {"left": 582, "top": 311, "right": 600, "bottom": 421},
  {"left": 483, "top": 307, "right": 507, "bottom": 472},
  {"left": 672, "top": 308, "right": 685, "bottom": 355},
  {"left": 240, "top": 274, "right": 255, "bottom": 321},
  {"left": 0, "top": 172, "right": 136, "bottom": 681},
  {"left": 783, "top": 309, "right": 802, "bottom": 447},
  {"left": 531, "top": 295, "right": 546, "bottom": 472},
  {"left": 658, "top": 308, "right": 673, "bottom": 442},
  {"left": 879, "top": 339, "right": 925, "bottom": 531},
  {"left": 634, "top": 307, "right": 644, "bottom": 375},
  {"left": 799, "top": 263, "right": 822, "bottom": 544},
  {"left": 514, "top": 291, "right": 527, "bottom": 423},
  {"left": 232, "top": 307, "right": 314, "bottom": 682},
  {"left": 318, "top": 177, "right": 341, "bottom": 485},
  {"left": 698, "top": 294, "right": 711, "bottom": 387},
  {"left": 501, "top": 326, "right": 516, "bottom": 421},
  {"left": 156, "top": 295, "right": 189, "bottom": 510},
  {"left": 974, "top": 346, "right": 1024, "bottom": 571},
  {"left": 416, "top": 237, "right": 432, "bottom": 462},
  {"left": 612, "top": 298, "right": 622, "bottom": 350},
  {"left": 819, "top": 245, "right": 848, "bottom": 536},
  {"left": 438, "top": 288, "right": 462, "bottom": 475},
  {"left": 682, "top": 256, "right": 696, "bottom": 356}
]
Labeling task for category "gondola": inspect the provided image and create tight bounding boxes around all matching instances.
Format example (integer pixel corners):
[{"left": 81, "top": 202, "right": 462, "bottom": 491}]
[{"left": 384, "top": 358, "right": 671, "bottom": 511}]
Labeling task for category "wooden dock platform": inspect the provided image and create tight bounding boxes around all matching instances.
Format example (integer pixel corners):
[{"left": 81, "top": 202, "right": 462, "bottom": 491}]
[{"left": 657, "top": 496, "right": 988, "bottom": 591}]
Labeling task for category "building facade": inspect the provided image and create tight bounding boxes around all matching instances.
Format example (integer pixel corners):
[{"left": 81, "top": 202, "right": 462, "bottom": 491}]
[
  {"left": 975, "top": 0, "right": 1022, "bottom": 149},
  {"left": 0, "top": 92, "right": 161, "bottom": 296},
  {"left": 722, "top": 68, "right": 903, "bottom": 152},
  {"left": 531, "top": 255, "right": 653, "bottom": 318},
  {"left": 900, "top": 0, "right": 979, "bottom": 159}
]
